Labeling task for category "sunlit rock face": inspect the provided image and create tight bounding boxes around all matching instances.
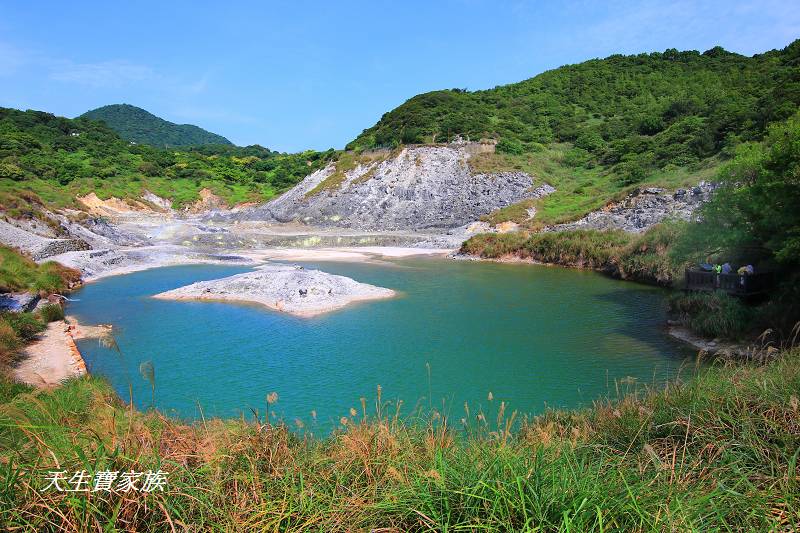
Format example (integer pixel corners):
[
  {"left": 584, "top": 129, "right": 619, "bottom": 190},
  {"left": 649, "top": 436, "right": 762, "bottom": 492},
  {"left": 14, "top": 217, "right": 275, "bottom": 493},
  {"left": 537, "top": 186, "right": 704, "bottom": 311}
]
[{"left": 231, "top": 145, "right": 553, "bottom": 231}]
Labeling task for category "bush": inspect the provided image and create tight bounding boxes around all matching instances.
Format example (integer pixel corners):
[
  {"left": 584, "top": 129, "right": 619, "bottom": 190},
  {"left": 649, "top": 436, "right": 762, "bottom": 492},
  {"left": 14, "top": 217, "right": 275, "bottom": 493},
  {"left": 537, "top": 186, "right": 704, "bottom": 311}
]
[
  {"left": 37, "top": 303, "right": 64, "bottom": 323},
  {"left": 462, "top": 224, "right": 688, "bottom": 286},
  {"left": 522, "top": 230, "right": 632, "bottom": 268},
  {"left": 617, "top": 222, "right": 687, "bottom": 285},
  {"left": 1, "top": 312, "right": 45, "bottom": 341},
  {"left": 668, "top": 292, "right": 754, "bottom": 339},
  {"left": 460, "top": 232, "right": 528, "bottom": 257},
  {"left": 496, "top": 138, "right": 525, "bottom": 155}
]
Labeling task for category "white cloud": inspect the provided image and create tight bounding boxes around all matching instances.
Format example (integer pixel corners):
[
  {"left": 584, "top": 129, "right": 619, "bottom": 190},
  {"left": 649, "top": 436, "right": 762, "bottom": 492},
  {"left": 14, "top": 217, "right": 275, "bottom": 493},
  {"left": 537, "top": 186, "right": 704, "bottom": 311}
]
[{"left": 49, "top": 59, "right": 157, "bottom": 88}]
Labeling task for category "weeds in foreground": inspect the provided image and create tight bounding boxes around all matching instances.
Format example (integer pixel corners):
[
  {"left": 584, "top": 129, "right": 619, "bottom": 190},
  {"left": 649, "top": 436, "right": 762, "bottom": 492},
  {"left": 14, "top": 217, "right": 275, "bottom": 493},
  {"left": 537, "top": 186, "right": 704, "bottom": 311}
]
[{"left": 1, "top": 349, "right": 799, "bottom": 530}]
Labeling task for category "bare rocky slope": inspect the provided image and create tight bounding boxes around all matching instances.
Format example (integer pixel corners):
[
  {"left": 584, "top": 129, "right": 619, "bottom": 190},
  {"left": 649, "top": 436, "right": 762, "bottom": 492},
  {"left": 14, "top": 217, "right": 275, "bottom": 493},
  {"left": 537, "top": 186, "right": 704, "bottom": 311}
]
[
  {"left": 547, "top": 182, "right": 717, "bottom": 233},
  {"left": 230, "top": 143, "right": 554, "bottom": 230}
]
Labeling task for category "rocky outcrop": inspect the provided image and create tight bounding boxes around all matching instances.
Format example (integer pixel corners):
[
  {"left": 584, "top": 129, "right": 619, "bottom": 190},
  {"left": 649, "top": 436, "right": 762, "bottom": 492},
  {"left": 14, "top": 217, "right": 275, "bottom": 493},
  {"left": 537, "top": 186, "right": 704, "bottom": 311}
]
[
  {"left": 232, "top": 145, "right": 552, "bottom": 231},
  {"left": 0, "top": 219, "right": 90, "bottom": 260},
  {"left": 0, "top": 292, "right": 40, "bottom": 313},
  {"left": 548, "top": 182, "right": 716, "bottom": 233},
  {"left": 31, "top": 239, "right": 91, "bottom": 260},
  {"left": 153, "top": 264, "right": 395, "bottom": 316}
]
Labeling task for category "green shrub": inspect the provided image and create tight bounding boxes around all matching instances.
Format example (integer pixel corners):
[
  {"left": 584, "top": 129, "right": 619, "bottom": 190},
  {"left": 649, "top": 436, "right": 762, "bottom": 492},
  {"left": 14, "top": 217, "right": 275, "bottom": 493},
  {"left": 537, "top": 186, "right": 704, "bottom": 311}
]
[
  {"left": 462, "top": 224, "right": 686, "bottom": 286},
  {"left": 460, "top": 232, "right": 528, "bottom": 258},
  {"left": 1, "top": 312, "right": 45, "bottom": 341},
  {"left": 522, "top": 229, "right": 632, "bottom": 268},
  {"left": 618, "top": 222, "right": 687, "bottom": 285},
  {"left": 668, "top": 291, "right": 754, "bottom": 339},
  {"left": 496, "top": 138, "right": 525, "bottom": 155},
  {"left": 37, "top": 303, "right": 64, "bottom": 323}
]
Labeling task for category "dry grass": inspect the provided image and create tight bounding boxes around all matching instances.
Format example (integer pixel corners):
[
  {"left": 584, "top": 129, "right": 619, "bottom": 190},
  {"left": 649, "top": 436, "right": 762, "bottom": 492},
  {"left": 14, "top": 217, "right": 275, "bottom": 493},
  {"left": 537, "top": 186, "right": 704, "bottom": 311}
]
[{"left": 2, "top": 346, "right": 800, "bottom": 530}]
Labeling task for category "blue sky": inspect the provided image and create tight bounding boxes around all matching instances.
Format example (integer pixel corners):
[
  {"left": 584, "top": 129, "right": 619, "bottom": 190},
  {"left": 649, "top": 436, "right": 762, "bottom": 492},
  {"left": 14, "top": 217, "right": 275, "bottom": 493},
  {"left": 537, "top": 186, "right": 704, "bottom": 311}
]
[{"left": 0, "top": 1, "right": 797, "bottom": 151}]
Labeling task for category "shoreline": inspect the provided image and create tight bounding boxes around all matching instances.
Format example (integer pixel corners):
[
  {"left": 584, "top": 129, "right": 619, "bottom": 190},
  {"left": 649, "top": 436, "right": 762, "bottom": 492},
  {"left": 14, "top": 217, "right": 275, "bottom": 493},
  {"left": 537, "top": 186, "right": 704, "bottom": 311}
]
[
  {"left": 12, "top": 318, "right": 100, "bottom": 388},
  {"left": 14, "top": 245, "right": 728, "bottom": 391},
  {"left": 52, "top": 245, "right": 454, "bottom": 284}
]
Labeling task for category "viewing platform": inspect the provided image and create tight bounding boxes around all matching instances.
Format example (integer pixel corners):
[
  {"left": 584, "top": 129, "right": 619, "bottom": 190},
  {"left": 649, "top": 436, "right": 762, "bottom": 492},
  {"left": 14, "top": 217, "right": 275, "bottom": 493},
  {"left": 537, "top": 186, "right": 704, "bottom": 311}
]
[{"left": 684, "top": 269, "right": 774, "bottom": 297}]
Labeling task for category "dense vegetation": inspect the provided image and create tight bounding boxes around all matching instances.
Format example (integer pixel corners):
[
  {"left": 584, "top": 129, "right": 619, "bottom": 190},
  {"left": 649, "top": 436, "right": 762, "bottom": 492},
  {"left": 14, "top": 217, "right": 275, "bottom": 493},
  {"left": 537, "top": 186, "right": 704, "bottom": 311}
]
[
  {"left": 0, "top": 347, "right": 797, "bottom": 530},
  {"left": 0, "top": 107, "right": 333, "bottom": 208},
  {"left": 351, "top": 41, "right": 799, "bottom": 186},
  {"left": 80, "top": 104, "right": 232, "bottom": 148}
]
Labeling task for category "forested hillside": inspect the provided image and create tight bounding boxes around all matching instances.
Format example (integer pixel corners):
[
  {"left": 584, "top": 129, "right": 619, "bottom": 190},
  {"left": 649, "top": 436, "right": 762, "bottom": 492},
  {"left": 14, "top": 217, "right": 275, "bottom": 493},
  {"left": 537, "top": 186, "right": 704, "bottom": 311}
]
[
  {"left": 80, "top": 104, "right": 232, "bottom": 148},
  {"left": 0, "top": 107, "right": 333, "bottom": 208},
  {"left": 350, "top": 40, "right": 800, "bottom": 186}
]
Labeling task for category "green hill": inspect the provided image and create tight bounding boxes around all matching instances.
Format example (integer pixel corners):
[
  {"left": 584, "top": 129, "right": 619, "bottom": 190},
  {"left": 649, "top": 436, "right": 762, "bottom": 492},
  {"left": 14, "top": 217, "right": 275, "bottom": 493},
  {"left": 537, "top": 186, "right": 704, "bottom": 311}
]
[
  {"left": 0, "top": 107, "right": 332, "bottom": 208},
  {"left": 80, "top": 104, "right": 233, "bottom": 148},
  {"left": 348, "top": 40, "right": 800, "bottom": 227},
  {"left": 349, "top": 40, "right": 799, "bottom": 183}
]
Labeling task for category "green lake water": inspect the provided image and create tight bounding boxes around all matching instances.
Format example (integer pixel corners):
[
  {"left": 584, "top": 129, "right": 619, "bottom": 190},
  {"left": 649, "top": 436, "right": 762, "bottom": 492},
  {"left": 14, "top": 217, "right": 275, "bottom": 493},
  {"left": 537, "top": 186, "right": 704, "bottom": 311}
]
[{"left": 69, "top": 258, "right": 693, "bottom": 432}]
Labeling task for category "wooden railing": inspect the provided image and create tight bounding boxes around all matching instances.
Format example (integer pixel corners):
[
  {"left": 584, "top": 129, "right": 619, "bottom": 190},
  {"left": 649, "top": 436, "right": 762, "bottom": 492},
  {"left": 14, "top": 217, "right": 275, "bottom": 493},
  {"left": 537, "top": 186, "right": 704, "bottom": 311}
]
[{"left": 685, "top": 269, "right": 774, "bottom": 296}]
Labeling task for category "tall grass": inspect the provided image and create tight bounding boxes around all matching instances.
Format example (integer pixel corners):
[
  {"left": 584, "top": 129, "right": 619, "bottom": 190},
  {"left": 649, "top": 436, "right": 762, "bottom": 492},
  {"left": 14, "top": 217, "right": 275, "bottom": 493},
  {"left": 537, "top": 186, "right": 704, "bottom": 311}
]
[
  {"left": 0, "top": 245, "right": 81, "bottom": 294},
  {"left": 461, "top": 223, "right": 687, "bottom": 286},
  {"left": 37, "top": 303, "right": 65, "bottom": 323},
  {"left": 1, "top": 349, "right": 799, "bottom": 530},
  {"left": 668, "top": 291, "right": 755, "bottom": 339},
  {"left": 0, "top": 312, "right": 47, "bottom": 370}
]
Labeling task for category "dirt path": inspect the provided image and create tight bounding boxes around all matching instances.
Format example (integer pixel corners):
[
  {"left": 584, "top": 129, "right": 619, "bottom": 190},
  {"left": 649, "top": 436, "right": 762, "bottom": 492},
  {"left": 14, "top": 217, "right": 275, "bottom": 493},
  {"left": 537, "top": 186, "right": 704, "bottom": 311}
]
[{"left": 12, "top": 320, "right": 90, "bottom": 388}]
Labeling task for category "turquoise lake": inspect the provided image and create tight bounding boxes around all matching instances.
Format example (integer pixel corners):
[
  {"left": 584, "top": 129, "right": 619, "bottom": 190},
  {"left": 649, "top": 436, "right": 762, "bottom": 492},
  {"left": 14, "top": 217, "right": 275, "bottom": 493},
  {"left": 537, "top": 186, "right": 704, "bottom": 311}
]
[{"left": 69, "top": 258, "right": 693, "bottom": 432}]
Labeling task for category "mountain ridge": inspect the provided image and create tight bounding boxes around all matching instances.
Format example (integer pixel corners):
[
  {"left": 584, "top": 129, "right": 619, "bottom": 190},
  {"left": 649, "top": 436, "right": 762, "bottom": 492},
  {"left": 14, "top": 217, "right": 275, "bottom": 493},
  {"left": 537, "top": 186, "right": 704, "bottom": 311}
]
[{"left": 80, "top": 103, "right": 233, "bottom": 148}]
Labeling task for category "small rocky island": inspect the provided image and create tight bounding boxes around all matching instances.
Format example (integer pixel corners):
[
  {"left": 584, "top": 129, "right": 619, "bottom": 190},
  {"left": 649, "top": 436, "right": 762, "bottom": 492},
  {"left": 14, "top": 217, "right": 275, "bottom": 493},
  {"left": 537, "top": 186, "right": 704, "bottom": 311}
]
[{"left": 152, "top": 264, "right": 395, "bottom": 317}]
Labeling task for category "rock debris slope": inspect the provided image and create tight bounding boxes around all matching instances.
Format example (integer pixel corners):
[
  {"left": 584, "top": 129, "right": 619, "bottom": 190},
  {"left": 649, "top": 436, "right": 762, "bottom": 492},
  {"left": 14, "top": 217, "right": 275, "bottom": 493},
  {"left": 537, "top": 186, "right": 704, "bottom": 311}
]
[
  {"left": 547, "top": 182, "right": 717, "bottom": 233},
  {"left": 234, "top": 144, "right": 553, "bottom": 231}
]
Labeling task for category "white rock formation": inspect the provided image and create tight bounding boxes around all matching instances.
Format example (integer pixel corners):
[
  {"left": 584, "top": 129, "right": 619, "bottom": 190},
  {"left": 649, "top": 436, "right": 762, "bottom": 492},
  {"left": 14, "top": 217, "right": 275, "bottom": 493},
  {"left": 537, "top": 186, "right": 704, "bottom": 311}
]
[{"left": 152, "top": 264, "right": 395, "bottom": 317}]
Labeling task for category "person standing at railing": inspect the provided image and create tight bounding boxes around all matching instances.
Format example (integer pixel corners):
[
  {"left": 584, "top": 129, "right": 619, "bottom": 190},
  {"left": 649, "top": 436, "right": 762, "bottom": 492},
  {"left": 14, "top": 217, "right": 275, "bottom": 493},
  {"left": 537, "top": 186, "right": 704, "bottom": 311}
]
[{"left": 737, "top": 264, "right": 754, "bottom": 287}]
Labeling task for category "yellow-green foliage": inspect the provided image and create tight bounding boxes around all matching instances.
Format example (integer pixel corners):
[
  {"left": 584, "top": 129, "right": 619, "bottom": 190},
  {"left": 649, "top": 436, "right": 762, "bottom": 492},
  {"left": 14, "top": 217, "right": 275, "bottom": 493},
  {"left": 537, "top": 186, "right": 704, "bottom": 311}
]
[
  {"left": 2, "top": 349, "right": 799, "bottom": 530},
  {"left": 305, "top": 151, "right": 359, "bottom": 196}
]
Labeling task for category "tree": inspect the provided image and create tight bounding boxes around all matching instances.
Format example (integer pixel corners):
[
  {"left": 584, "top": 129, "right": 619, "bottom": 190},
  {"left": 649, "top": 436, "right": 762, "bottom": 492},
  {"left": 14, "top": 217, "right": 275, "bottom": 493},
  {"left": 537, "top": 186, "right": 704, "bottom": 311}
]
[{"left": 681, "top": 114, "right": 800, "bottom": 267}]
